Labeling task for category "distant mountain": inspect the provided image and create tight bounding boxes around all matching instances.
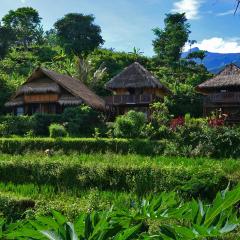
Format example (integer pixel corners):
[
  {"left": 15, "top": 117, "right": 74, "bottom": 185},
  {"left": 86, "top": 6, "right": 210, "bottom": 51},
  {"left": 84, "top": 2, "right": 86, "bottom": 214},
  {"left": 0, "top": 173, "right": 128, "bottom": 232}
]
[{"left": 182, "top": 47, "right": 240, "bottom": 73}]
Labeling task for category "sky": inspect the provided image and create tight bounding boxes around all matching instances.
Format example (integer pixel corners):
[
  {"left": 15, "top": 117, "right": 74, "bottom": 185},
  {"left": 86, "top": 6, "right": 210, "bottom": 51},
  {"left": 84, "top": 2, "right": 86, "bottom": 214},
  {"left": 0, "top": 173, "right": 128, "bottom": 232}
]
[{"left": 1, "top": 0, "right": 240, "bottom": 56}]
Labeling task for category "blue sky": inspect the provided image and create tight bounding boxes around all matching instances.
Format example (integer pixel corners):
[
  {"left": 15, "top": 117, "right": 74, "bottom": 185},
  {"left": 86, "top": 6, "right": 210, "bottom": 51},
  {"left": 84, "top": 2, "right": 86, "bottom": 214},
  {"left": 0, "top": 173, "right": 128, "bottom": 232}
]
[{"left": 1, "top": 0, "right": 240, "bottom": 55}]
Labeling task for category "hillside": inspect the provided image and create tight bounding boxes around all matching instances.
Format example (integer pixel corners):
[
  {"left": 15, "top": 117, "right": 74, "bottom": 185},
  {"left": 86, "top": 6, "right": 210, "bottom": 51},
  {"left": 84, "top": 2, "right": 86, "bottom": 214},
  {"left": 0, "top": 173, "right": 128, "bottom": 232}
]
[{"left": 182, "top": 47, "right": 240, "bottom": 73}]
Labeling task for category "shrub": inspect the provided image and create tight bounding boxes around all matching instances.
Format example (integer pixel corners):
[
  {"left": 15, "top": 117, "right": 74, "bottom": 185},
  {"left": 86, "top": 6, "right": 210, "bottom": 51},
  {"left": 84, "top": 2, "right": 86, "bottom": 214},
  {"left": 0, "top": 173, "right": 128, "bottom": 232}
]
[
  {"left": 62, "top": 106, "right": 104, "bottom": 137},
  {"left": 32, "top": 114, "right": 63, "bottom": 136},
  {"left": 0, "top": 107, "right": 104, "bottom": 137},
  {"left": 0, "top": 123, "right": 8, "bottom": 137},
  {"left": 0, "top": 115, "right": 34, "bottom": 136},
  {"left": 113, "top": 110, "right": 146, "bottom": 138},
  {"left": 0, "top": 114, "right": 63, "bottom": 137},
  {"left": 49, "top": 124, "right": 68, "bottom": 138},
  {"left": 170, "top": 116, "right": 185, "bottom": 129}
]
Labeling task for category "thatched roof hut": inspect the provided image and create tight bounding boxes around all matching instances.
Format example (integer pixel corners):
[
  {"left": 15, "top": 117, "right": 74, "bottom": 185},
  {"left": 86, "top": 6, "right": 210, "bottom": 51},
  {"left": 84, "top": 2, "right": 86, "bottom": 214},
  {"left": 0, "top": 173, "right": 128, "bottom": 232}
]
[
  {"left": 105, "top": 62, "right": 171, "bottom": 94},
  {"left": 196, "top": 64, "right": 240, "bottom": 94},
  {"left": 5, "top": 67, "right": 105, "bottom": 110}
]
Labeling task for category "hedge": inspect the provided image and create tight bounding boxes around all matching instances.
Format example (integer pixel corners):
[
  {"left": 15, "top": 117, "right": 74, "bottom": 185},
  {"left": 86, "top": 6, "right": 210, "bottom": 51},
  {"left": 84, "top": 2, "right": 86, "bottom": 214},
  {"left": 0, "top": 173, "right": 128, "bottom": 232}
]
[{"left": 0, "top": 138, "right": 165, "bottom": 155}]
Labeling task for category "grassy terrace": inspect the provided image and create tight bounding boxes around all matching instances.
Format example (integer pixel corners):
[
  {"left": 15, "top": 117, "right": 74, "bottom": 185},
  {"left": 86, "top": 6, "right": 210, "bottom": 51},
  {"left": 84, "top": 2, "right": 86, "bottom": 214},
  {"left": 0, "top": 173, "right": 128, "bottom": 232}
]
[{"left": 0, "top": 153, "right": 240, "bottom": 220}]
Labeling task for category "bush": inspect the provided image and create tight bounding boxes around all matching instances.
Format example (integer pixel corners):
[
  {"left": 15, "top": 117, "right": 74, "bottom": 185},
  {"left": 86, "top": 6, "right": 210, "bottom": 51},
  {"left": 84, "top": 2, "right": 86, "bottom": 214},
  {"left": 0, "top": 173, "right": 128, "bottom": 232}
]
[
  {"left": 0, "top": 115, "right": 34, "bottom": 136},
  {"left": 0, "top": 106, "right": 104, "bottom": 137},
  {"left": 113, "top": 111, "right": 146, "bottom": 138},
  {"left": 63, "top": 106, "right": 105, "bottom": 137},
  {"left": 0, "top": 123, "right": 8, "bottom": 137},
  {"left": 32, "top": 114, "right": 63, "bottom": 136},
  {"left": 0, "top": 114, "right": 63, "bottom": 137},
  {"left": 49, "top": 124, "right": 68, "bottom": 138}
]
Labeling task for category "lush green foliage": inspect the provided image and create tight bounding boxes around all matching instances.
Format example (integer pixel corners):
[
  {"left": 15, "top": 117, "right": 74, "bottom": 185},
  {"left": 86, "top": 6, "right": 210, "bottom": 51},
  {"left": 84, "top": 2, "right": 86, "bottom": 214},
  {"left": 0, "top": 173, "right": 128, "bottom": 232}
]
[
  {"left": 1, "top": 117, "right": 240, "bottom": 157},
  {"left": 54, "top": 13, "right": 104, "bottom": 56},
  {"left": 1, "top": 186, "right": 240, "bottom": 239},
  {"left": 62, "top": 106, "right": 104, "bottom": 137},
  {"left": 153, "top": 13, "right": 190, "bottom": 65},
  {"left": 187, "top": 50, "right": 207, "bottom": 63},
  {"left": 0, "top": 25, "right": 15, "bottom": 59},
  {"left": 0, "top": 106, "right": 103, "bottom": 137},
  {"left": 0, "top": 153, "right": 235, "bottom": 199},
  {"left": 49, "top": 124, "right": 68, "bottom": 138},
  {"left": 0, "top": 138, "right": 163, "bottom": 155},
  {"left": 0, "top": 7, "right": 212, "bottom": 118},
  {"left": 113, "top": 111, "right": 146, "bottom": 138},
  {"left": 2, "top": 7, "right": 43, "bottom": 49}
]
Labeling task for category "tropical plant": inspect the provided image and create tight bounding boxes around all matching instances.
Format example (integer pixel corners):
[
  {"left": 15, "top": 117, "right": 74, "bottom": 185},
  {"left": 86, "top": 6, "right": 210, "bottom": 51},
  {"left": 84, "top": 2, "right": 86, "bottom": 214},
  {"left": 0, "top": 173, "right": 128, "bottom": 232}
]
[
  {"left": 75, "top": 57, "right": 107, "bottom": 87},
  {"left": 3, "top": 186, "right": 240, "bottom": 239}
]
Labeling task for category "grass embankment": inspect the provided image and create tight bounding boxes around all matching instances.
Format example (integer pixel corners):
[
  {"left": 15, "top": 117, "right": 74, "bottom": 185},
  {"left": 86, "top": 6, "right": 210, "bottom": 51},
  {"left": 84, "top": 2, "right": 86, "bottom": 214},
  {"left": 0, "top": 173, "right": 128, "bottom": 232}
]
[
  {"left": 0, "top": 138, "right": 163, "bottom": 155},
  {"left": 0, "top": 153, "right": 240, "bottom": 220}
]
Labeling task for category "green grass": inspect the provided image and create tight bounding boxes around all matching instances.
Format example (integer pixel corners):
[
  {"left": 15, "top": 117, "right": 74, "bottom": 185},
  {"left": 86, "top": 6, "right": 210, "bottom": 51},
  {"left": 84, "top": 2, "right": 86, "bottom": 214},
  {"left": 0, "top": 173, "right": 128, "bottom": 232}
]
[
  {"left": 0, "top": 183, "right": 136, "bottom": 220},
  {"left": 0, "top": 153, "right": 240, "bottom": 220}
]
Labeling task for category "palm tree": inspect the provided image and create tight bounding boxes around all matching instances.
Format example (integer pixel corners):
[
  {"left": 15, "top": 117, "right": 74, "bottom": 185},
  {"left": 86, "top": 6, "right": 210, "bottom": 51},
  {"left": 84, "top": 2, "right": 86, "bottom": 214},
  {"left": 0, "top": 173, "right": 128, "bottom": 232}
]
[{"left": 75, "top": 57, "right": 106, "bottom": 87}]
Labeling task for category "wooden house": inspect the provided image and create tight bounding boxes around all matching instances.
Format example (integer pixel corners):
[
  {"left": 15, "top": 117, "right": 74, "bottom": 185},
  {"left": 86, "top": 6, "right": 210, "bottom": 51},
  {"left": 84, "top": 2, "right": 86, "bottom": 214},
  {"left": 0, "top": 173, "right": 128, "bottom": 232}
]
[
  {"left": 196, "top": 64, "right": 240, "bottom": 123},
  {"left": 105, "top": 62, "right": 171, "bottom": 117},
  {"left": 5, "top": 67, "right": 105, "bottom": 115}
]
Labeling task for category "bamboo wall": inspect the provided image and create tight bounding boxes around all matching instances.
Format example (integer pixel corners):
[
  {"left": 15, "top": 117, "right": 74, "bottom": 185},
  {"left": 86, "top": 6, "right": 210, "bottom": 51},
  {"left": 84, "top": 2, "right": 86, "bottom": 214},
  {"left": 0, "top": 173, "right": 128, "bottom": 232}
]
[{"left": 24, "top": 94, "right": 59, "bottom": 103}]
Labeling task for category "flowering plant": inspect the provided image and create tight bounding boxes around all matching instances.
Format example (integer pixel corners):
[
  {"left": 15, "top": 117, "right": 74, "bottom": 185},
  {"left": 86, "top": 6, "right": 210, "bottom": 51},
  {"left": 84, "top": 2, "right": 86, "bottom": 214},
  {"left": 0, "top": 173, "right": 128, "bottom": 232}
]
[{"left": 170, "top": 116, "right": 185, "bottom": 129}]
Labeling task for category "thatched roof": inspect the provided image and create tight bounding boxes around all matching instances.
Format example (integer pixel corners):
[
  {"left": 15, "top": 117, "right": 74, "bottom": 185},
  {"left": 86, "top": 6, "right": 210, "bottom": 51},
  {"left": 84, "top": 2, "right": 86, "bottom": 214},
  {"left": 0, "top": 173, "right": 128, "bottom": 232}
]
[
  {"left": 196, "top": 64, "right": 240, "bottom": 93},
  {"left": 105, "top": 62, "right": 171, "bottom": 94},
  {"left": 5, "top": 96, "right": 24, "bottom": 107},
  {"left": 16, "top": 78, "right": 61, "bottom": 95},
  {"left": 58, "top": 95, "right": 83, "bottom": 106},
  {"left": 6, "top": 67, "right": 106, "bottom": 110}
]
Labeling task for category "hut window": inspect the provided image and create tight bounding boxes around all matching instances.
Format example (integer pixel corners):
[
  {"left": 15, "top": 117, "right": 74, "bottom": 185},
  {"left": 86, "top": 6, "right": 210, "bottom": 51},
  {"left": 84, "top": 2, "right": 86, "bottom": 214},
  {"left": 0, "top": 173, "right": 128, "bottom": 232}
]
[{"left": 16, "top": 107, "right": 24, "bottom": 116}]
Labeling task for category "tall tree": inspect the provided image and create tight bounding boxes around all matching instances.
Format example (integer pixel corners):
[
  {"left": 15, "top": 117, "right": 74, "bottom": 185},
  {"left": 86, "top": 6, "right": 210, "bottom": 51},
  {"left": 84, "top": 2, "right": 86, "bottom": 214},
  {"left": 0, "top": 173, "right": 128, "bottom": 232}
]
[
  {"left": 2, "top": 7, "right": 43, "bottom": 49},
  {"left": 153, "top": 13, "right": 190, "bottom": 66},
  {"left": 54, "top": 13, "right": 104, "bottom": 56}
]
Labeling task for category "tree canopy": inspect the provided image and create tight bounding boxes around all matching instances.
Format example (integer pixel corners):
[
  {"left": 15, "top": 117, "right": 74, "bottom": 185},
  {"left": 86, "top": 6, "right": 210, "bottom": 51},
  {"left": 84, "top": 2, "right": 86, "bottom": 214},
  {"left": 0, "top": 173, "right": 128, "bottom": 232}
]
[
  {"left": 1, "top": 7, "right": 43, "bottom": 49},
  {"left": 0, "top": 24, "right": 15, "bottom": 59},
  {"left": 153, "top": 13, "right": 190, "bottom": 66},
  {"left": 54, "top": 13, "right": 104, "bottom": 56}
]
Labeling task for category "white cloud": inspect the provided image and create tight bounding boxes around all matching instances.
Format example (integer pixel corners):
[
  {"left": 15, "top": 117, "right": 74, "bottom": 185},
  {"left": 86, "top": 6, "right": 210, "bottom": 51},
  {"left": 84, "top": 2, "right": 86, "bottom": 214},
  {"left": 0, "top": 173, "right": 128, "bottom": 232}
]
[
  {"left": 172, "top": 0, "right": 203, "bottom": 20},
  {"left": 190, "top": 37, "right": 240, "bottom": 53},
  {"left": 217, "top": 10, "right": 234, "bottom": 16}
]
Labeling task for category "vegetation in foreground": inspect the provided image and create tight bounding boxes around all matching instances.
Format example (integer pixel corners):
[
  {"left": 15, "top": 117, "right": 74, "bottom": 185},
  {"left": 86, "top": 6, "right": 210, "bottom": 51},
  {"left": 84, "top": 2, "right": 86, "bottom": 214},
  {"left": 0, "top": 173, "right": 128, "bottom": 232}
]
[
  {"left": 0, "top": 153, "right": 239, "bottom": 220},
  {"left": 1, "top": 186, "right": 240, "bottom": 239}
]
